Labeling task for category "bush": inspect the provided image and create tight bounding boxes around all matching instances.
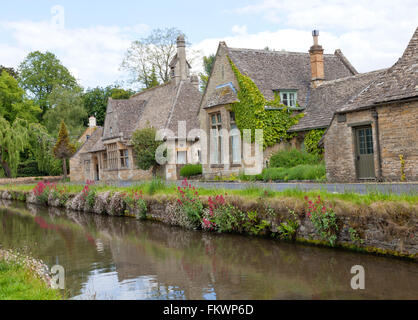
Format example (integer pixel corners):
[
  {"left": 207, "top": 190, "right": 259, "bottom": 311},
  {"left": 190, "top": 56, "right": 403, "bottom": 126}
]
[
  {"left": 180, "top": 164, "right": 202, "bottom": 178},
  {"left": 262, "top": 164, "right": 326, "bottom": 181},
  {"left": 269, "top": 149, "right": 321, "bottom": 168}
]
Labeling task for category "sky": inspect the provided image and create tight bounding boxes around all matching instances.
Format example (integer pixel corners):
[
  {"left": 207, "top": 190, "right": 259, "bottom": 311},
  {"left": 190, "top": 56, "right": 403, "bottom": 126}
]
[{"left": 1, "top": 0, "right": 417, "bottom": 89}]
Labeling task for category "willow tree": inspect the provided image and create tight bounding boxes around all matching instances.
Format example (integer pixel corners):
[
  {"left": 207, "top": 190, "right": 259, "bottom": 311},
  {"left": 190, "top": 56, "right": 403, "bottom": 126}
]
[
  {"left": 53, "top": 121, "right": 76, "bottom": 179},
  {"left": 0, "top": 117, "right": 28, "bottom": 178}
]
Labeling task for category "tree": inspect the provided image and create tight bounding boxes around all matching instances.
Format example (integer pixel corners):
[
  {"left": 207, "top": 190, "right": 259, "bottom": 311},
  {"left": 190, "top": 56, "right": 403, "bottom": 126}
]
[
  {"left": 121, "top": 28, "right": 183, "bottom": 89},
  {"left": 28, "top": 123, "right": 62, "bottom": 176},
  {"left": 0, "top": 66, "right": 18, "bottom": 79},
  {"left": 0, "top": 117, "right": 28, "bottom": 178},
  {"left": 0, "top": 71, "right": 41, "bottom": 124},
  {"left": 199, "top": 54, "right": 215, "bottom": 91},
  {"left": 53, "top": 121, "right": 76, "bottom": 180},
  {"left": 111, "top": 88, "right": 135, "bottom": 100},
  {"left": 132, "top": 127, "right": 164, "bottom": 175},
  {"left": 18, "top": 51, "right": 79, "bottom": 116},
  {"left": 43, "top": 86, "right": 87, "bottom": 138}
]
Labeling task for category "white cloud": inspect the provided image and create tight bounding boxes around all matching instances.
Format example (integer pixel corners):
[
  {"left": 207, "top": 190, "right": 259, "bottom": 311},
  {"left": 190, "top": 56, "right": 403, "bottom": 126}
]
[
  {"left": 227, "top": 0, "right": 418, "bottom": 72},
  {"left": 0, "top": 19, "right": 149, "bottom": 88}
]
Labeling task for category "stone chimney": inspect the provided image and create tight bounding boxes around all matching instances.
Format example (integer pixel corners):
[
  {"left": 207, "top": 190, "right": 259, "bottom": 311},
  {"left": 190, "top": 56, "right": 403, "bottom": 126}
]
[
  {"left": 190, "top": 75, "right": 199, "bottom": 90},
  {"left": 176, "top": 34, "right": 188, "bottom": 84},
  {"left": 309, "top": 30, "right": 325, "bottom": 88},
  {"left": 89, "top": 116, "right": 97, "bottom": 128}
]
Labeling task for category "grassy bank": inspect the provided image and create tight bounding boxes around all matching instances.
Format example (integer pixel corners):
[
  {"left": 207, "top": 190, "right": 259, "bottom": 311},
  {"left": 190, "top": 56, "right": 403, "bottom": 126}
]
[
  {"left": 0, "top": 179, "right": 417, "bottom": 205},
  {"left": 0, "top": 253, "right": 62, "bottom": 300}
]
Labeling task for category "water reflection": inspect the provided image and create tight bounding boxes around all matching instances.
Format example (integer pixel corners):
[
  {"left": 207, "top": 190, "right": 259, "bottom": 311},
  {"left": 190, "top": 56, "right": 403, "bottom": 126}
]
[{"left": 0, "top": 200, "right": 417, "bottom": 300}]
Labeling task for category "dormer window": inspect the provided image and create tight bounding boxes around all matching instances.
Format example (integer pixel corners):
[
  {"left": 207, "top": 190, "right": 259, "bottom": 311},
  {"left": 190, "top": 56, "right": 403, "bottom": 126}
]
[{"left": 274, "top": 90, "right": 298, "bottom": 108}]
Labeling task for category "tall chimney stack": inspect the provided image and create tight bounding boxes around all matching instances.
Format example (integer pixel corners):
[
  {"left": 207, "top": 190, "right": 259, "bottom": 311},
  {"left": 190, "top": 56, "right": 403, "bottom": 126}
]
[
  {"left": 309, "top": 30, "right": 325, "bottom": 88},
  {"left": 176, "top": 34, "right": 188, "bottom": 84}
]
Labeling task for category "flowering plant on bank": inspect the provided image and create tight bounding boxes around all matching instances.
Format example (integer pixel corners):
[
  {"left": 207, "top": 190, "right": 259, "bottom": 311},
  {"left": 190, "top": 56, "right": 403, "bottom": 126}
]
[
  {"left": 305, "top": 195, "right": 339, "bottom": 246},
  {"left": 33, "top": 181, "right": 57, "bottom": 204},
  {"left": 176, "top": 179, "right": 204, "bottom": 227},
  {"left": 123, "top": 190, "right": 147, "bottom": 219}
]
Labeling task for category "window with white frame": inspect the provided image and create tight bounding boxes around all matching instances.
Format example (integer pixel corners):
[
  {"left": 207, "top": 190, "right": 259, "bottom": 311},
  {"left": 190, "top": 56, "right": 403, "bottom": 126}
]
[{"left": 275, "top": 90, "right": 297, "bottom": 108}]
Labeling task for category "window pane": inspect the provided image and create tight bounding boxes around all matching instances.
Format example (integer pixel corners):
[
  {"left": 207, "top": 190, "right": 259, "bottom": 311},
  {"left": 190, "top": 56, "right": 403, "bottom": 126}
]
[
  {"left": 177, "top": 151, "right": 187, "bottom": 164},
  {"left": 217, "top": 113, "right": 222, "bottom": 123},
  {"left": 211, "top": 115, "right": 216, "bottom": 125},
  {"left": 211, "top": 129, "right": 218, "bottom": 164}
]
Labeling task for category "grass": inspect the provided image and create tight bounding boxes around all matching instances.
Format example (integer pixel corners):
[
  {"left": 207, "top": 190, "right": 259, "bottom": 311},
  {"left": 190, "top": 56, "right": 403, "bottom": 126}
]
[
  {"left": 269, "top": 149, "right": 322, "bottom": 168},
  {"left": 262, "top": 164, "right": 326, "bottom": 182},
  {"left": 0, "top": 260, "right": 62, "bottom": 300},
  {"left": 1, "top": 179, "right": 417, "bottom": 205}
]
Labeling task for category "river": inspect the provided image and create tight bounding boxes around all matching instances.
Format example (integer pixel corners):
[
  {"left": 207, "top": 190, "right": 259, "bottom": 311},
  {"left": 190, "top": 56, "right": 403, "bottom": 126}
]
[{"left": 0, "top": 200, "right": 416, "bottom": 300}]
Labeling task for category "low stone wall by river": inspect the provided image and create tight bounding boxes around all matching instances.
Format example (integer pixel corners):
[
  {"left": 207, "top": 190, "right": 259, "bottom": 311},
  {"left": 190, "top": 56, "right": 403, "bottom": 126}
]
[{"left": 1, "top": 189, "right": 417, "bottom": 259}]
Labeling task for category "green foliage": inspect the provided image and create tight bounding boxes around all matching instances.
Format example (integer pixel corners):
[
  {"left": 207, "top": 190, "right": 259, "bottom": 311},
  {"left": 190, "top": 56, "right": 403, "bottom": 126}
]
[
  {"left": 277, "top": 210, "right": 299, "bottom": 241},
  {"left": 176, "top": 179, "right": 204, "bottom": 227},
  {"left": 269, "top": 148, "right": 321, "bottom": 168},
  {"left": 349, "top": 227, "right": 364, "bottom": 244},
  {"left": 0, "top": 71, "right": 41, "bottom": 124},
  {"left": 0, "top": 117, "right": 28, "bottom": 177},
  {"left": 53, "top": 121, "right": 76, "bottom": 179},
  {"left": 262, "top": 164, "right": 326, "bottom": 181},
  {"left": 146, "top": 178, "right": 166, "bottom": 195},
  {"left": 82, "top": 86, "right": 114, "bottom": 126},
  {"left": 304, "top": 129, "right": 326, "bottom": 157},
  {"left": 28, "top": 123, "right": 62, "bottom": 176},
  {"left": 111, "top": 88, "right": 135, "bottom": 100},
  {"left": 0, "top": 259, "right": 62, "bottom": 300},
  {"left": 43, "top": 86, "right": 87, "bottom": 138},
  {"left": 0, "top": 66, "right": 18, "bottom": 79},
  {"left": 18, "top": 51, "right": 79, "bottom": 116},
  {"left": 228, "top": 59, "right": 303, "bottom": 148},
  {"left": 199, "top": 54, "right": 215, "bottom": 91},
  {"left": 180, "top": 164, "right": 202, "bottom": 178},
  {"left": 123, "top": 190, "right": 147, "bottom": 219},
  {"left": 306, "top": 196, "right": 339, "bottom": 246},
  {"left": 131, "top": 127, "right": 164, "bottom": 172}
]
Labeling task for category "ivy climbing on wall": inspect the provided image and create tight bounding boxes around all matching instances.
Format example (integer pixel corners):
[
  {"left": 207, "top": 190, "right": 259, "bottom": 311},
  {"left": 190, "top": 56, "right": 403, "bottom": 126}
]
[
  {"left": 304, "top": 129, "right": 326, "bottom": 157},
  {"left": 228, "top": 58, "right": 304, "bottom": 149}
]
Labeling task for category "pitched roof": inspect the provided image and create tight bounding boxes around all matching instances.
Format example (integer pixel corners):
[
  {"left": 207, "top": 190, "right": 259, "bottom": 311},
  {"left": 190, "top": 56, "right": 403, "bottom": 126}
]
[
  {"left": 290, "top": 69, "right": 386, "bottom": 132},
  {"left": 337, "top": 27, "right": 418, "bottom": 113},
  {"left": 78, "top": 127, "right": 103, "bottom": 155},
  {"left": 99, "top": 79, "right": 202, "bottom": 144},
  {"left": 102, "top": 99, "right": 147, "bottom": 141},
  {"left": 227, "top": 46, "right": 357, "bottom": 106},
  {"left": 205, "top": 84, "right": 239, "bottom": 109}
]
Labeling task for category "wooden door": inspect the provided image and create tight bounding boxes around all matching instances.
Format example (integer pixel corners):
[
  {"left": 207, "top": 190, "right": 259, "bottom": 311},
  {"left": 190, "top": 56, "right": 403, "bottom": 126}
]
[{"left": 355, "top": 126, "right": 375, "bottom": 179}]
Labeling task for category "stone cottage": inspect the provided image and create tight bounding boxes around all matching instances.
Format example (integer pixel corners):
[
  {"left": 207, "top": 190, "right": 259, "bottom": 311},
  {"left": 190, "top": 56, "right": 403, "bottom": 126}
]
[
  {"left": 198, "top": 30, "right": 382, "bottom": 179},
  {"left": 324, "top": 27, "right": 418, "bottom": 182},
  {"left": 70, "top": 35, "right": 202, "bottom": 182}
]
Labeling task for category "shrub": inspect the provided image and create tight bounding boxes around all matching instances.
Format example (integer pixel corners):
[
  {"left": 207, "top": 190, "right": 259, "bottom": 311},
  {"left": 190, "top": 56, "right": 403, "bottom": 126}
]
[
  {"left": 176, "top": 179, "right": 204, "bottom": 228},
  {"left": 123, "top": 190, "right": 147, "bottom": 219},
  {"left": 305, "top": 196, "right": 339, "bottom": 246},
  {"left": 269, "top": 148, "right": 321, "bottom": 168},
  {"left": 262, "top": 164, "right": 326, "bottom": 181},
  {"left": 146, "top": 178, "right": 165, "bottom": 195},
  {"left": 33, "top": 181, "right": 56, "bottom": 205},
  {"left": 180, "top": 164, "right": 202, "bottom": 178},
  {"left": 277, "top": 209, "right": 299, "bottom": 241}
]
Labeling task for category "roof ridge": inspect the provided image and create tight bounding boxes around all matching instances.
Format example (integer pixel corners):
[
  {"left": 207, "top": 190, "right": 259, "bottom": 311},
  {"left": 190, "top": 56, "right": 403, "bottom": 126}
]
[
  {"left": 164, "top": 80, "right": 184, "bottom": 130},
  {"left": 318, "top": 68, "right": 387, "bottom": 87},
  {"left": 228, "top": 47, "right": 339, "bottom": 57},
  {"left": 130, "top": 81, "right": 173, "bottom": 98}
]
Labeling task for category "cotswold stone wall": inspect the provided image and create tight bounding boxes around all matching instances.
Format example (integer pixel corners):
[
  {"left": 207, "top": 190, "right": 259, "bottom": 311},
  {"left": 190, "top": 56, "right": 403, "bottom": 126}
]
[
  {"left": 1, "top": 189, "right": 416, "bottom": 259},
  {"left": 325, "top": 101, "right": 418, "bottom": 182},
  {"left": 378, "top": 101, "right": 418, "bottom": 181}
]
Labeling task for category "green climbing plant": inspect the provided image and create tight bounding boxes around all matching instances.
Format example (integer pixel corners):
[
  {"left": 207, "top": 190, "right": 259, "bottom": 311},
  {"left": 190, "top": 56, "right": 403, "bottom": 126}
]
[
  {"left": 228, "top": 58, "right": 304, "bottom": 148},
  {"left": 304, "top": 129, "right": 326, "bottom": 157}
]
